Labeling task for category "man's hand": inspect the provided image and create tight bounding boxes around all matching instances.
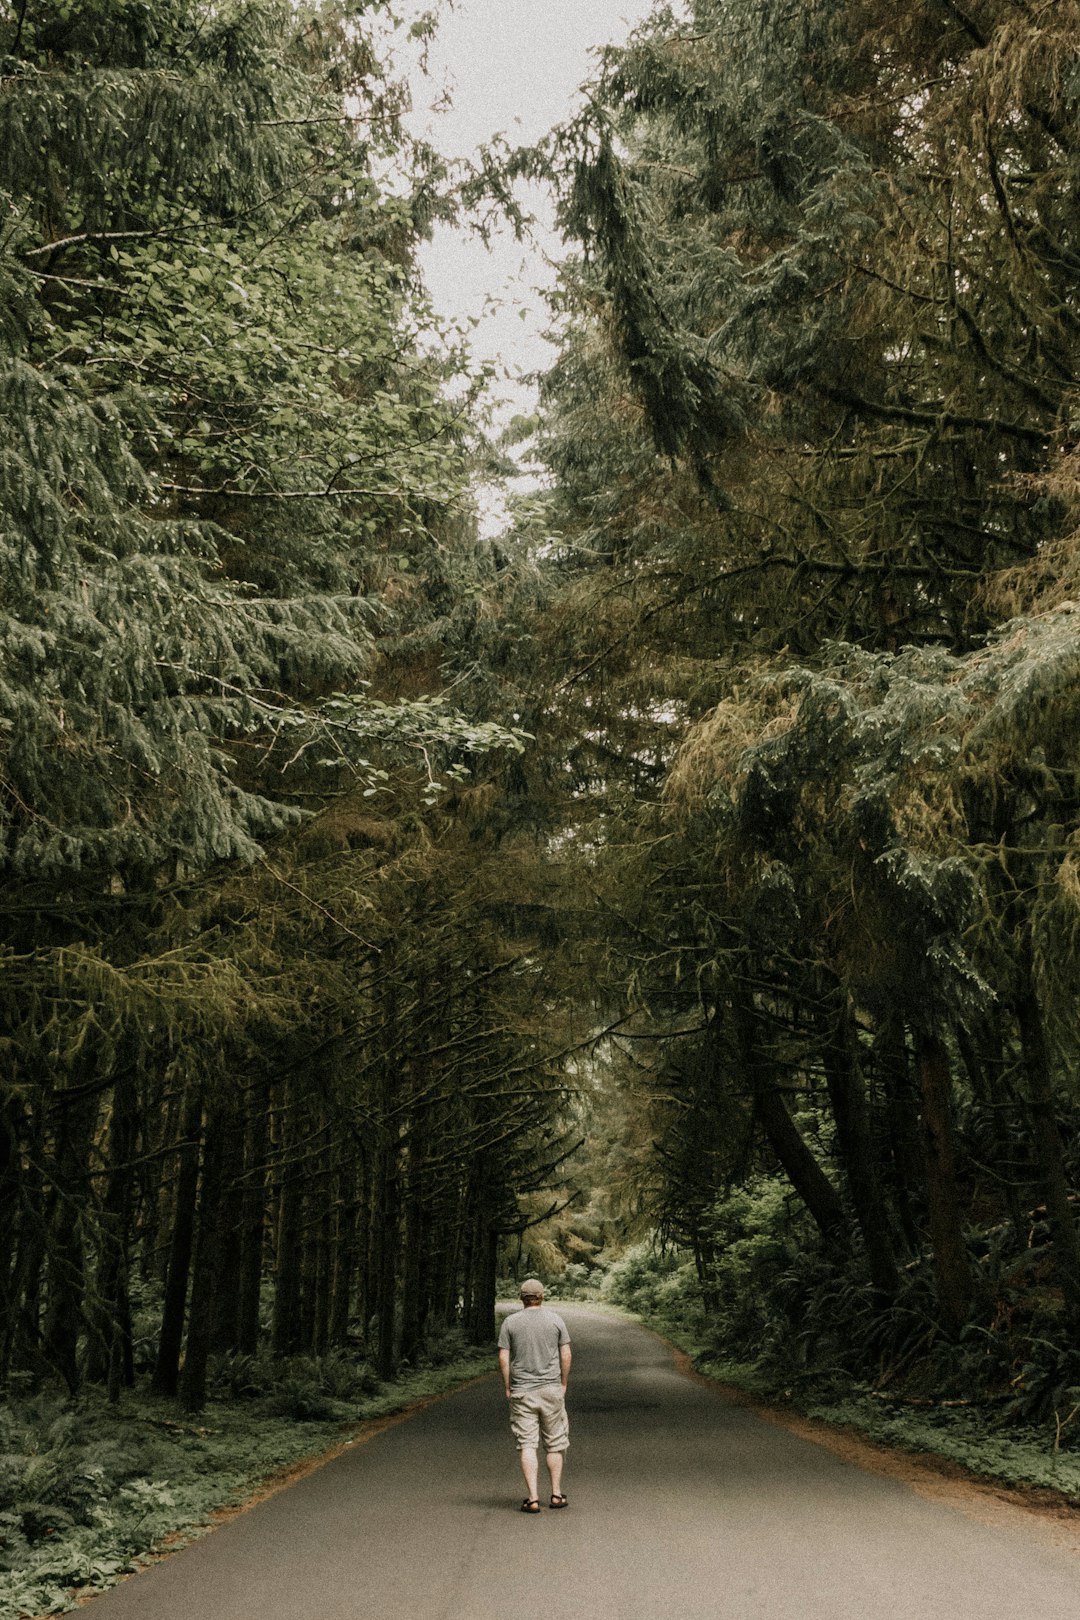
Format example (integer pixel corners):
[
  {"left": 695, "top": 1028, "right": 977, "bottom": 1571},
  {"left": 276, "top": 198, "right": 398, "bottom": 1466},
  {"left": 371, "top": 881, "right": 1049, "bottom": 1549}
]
[
  {"left": 559, "top": 1340, "right": 572, "bottom": 1393},
  {"left": 498, "top": 1345, "right": 511, "bottom": 1399}
]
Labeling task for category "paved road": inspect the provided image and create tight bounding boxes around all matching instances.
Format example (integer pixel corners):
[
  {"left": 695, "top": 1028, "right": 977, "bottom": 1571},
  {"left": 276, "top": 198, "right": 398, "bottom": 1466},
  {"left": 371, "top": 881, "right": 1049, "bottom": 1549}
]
[{"left": 86, "top": 1307, "right": 1080, "bottom": 1619}]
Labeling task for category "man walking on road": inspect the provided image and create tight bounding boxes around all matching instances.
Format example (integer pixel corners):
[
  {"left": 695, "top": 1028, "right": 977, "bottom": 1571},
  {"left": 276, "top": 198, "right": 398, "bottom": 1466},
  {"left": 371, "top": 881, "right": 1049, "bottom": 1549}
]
[{"left": 497, "top": 1279, "right": 571, "bottom": 1514}]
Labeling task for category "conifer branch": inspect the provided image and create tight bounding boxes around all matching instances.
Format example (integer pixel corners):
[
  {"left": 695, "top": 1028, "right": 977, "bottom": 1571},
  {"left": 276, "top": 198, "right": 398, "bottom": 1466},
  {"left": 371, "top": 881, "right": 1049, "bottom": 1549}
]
[
  {"left": 822, "top": 388, "right": 1054, "bottom": 444},
  {"left": 256, "top": 859, "right": 381, "bottom": 951},
  {"left": 23, "top": 227, "right": 192, "bottom": 259},
  {"left": 159, "top": 480, "right": 421, "bottom": 501}
]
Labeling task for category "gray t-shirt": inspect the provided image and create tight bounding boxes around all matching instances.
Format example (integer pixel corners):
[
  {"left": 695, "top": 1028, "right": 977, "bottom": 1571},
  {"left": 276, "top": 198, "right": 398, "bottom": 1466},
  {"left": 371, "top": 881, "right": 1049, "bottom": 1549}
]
[{"left": 498, "top": 1306, "right": 570, "bottom": 1391}]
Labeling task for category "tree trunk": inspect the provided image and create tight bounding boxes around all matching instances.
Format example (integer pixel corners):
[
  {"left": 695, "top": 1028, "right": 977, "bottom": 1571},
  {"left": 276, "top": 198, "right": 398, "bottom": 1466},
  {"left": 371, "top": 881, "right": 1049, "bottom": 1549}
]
[
  {"left": 399, "top": 1135, "right": 426, "bottom": 1364},
  {"left": 86, "top": 1066, "right": 138, "bottom": 1398},
  {"left": 0, "top": 1097, "right": 24, "bottom": 1378},
  {"left": 459, "top": 1166, "right": 480, "bottom": 1337},
  {"left": 733, "top": 997, "right": 848, "bottom": 1245},
  {"left": 1016, "top": 987, "right": 1080, "bottom": 1327},
  {"left": 472, "top": 1224, "right": 498, "bottom": 1347},
  {"left": 373, "top": 1131, "right": 399, "bottom": 1378},
  {"left": 439, "top": 1180, "right": 465, "bottom": 1327},
  {"left": 179, "top": 1100, "right": 229, "bottom": 1413},
  {"left": 209, "top": 1103, "right": 246, "bottom": 1355},
  {"left": 691, "top": 1229, "right": 720, "bottom": 1315},
  {"left": 43, "top": 1086, "right": 98, "bottom": 1394},
  {"left": 0, "top": 1100, "right": 18, "bottom": 1339},
  {"left": 151, "top": 1087, "right": 203, "bottom": 1398},
  {"left": 312, "top": 1193, "right": 332, "bottom": 1358},
  {"left": 272, "top": 1082, "right": 304, "bottom": 1359},
  {"left": 1, "top": 1091, "right": 47, "bottom": 1384},
  {"left": 238, "top": 1079, "right": 269, "bottom": 1356},
  {"left": 329, "top": 1149, "right": 360, "bottom": 1348},
  {"left": 956, "top": 1020, "right": 1027, "bottom": 1247},
  {"left": 298, "top": 1218, "right": 318, "bottom": 1355},
  {"left": 914, "top": 1031, "right": 974, "bottom": 1333},
  {"left": 147, "top": 1086, "right": 182, "bottom": 1287},
  {"left": 874, "top": 1014, "right": 922, "bottom": 1255},
  {"left": 819, "top": 1000, "right": 900, "bottom": 1296}
]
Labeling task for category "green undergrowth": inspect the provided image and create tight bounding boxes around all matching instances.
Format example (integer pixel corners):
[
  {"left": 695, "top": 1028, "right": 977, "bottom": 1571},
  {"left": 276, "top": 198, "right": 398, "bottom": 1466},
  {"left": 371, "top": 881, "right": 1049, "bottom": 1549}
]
[
  {"left": 598, "top": 1230, "right": 1080, "bottom": 1504},
  {"left": 0, "top": 1347, "right": 491, "bottom": 1620},
  {"left": 615, "top": 1289, "right": 1080, "bottom": 1498},
  {"left": 798, "top": 1393, "right": 1080, "bottom": 1497}
]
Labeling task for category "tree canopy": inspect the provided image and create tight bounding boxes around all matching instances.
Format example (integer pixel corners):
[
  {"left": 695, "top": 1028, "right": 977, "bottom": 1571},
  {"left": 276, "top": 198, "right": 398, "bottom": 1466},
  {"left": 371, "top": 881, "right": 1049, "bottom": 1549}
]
[
  {"left": 4, "top": 0, "right": 1080, "bottom": 1477},
  {"left": 505, "top": 0, "right": 1080, "bottom": 1409}
]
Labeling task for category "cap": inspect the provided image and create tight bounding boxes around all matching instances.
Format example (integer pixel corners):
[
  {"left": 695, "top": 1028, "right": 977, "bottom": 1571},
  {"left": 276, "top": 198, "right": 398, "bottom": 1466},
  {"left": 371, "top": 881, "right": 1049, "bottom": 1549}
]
[{"left": 519, "top": 1278, "right": 544, "bottom": 1300}]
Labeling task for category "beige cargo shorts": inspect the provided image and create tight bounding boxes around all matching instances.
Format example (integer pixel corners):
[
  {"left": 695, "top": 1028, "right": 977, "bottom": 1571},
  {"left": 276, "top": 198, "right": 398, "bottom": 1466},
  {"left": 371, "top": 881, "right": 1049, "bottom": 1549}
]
[{"left": 508, "top": 1384, "right": 569, "bottom": 1453}]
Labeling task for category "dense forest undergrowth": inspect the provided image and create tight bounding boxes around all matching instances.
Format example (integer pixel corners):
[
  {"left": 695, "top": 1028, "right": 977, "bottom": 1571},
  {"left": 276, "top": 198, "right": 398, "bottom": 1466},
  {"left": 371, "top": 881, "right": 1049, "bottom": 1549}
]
[
  {"left": 0, "top": 1326, "right": 488, "bottom": 1618},
  {"left": 573, "top": 1229, "right": 1080, "bottom": 1503},
  {"left": 4, "top": 0, "right": 1080, "bottom": 1610}
]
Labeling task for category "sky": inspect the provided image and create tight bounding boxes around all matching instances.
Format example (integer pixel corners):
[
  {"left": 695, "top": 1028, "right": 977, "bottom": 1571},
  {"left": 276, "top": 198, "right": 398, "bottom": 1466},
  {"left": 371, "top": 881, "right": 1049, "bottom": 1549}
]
[{"left": 399, "top": 1, "right": 660, "bottom": 437}]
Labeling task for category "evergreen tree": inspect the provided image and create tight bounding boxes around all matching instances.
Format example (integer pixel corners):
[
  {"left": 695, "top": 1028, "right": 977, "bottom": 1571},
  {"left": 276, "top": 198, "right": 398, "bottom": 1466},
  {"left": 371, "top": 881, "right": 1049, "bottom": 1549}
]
[
  {"left": 0, "top": 0, "right": 564, "bottom": 1403},
  {"left": 510, "top": 0, "right": 1080, "bottom": 1395}
]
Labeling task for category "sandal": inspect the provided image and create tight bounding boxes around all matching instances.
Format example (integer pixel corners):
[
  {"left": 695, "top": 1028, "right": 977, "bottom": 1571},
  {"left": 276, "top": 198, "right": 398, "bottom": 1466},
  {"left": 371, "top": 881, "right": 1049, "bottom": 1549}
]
[
  {"left": 520, "top": 1498, "right": 541, "bottom": 1513},
  {"left": 549, "top": 1493, "right": 568, "bottom": 1509}
]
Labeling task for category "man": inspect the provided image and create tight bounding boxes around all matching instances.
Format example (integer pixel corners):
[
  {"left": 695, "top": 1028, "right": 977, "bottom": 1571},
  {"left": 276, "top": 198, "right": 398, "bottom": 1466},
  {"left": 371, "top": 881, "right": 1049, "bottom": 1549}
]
[{"left": 497, "top": 1278, "right": 571, "bottom": 1513}]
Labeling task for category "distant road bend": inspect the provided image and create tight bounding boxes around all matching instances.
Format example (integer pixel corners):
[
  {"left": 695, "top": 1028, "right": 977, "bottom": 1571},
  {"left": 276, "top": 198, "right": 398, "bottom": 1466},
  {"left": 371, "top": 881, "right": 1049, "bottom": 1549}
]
[{"left": 85, "top": 1307, "right": 1080, "bottom": 1620}]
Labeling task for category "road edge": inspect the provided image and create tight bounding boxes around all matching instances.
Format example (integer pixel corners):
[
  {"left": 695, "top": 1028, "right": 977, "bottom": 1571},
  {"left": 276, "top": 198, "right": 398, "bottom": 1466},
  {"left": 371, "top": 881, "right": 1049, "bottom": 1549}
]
[
  {"left": 635, "top": 1316, "right": 1080, "bottom": 1545},
  {"left": 40, "top": 1364, "right": 496, "bottom": 1619}
]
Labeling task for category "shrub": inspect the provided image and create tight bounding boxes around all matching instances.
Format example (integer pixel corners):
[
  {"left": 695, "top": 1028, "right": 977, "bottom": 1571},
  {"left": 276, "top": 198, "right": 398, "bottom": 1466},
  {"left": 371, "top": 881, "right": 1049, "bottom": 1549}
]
[
  {"left": 420, "top": 1325, "right": 471, "bottom": 1367},
  {"left": 261, "top": 1380, "right": 343, "bottom": 1423}
]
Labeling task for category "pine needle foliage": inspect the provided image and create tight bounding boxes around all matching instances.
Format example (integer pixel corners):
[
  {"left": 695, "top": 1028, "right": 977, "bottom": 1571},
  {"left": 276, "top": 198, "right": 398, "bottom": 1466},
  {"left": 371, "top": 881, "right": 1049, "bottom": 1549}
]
[{"left": 0, "top": 0, "right": 476, "bottom": 880}]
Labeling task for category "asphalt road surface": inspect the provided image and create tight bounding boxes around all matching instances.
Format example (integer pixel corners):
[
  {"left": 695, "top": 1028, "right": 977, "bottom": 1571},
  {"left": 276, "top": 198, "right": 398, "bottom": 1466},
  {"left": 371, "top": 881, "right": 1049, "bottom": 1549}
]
[{"left": 85, "top": 1306, "right": 1080, "bottom": 1619}]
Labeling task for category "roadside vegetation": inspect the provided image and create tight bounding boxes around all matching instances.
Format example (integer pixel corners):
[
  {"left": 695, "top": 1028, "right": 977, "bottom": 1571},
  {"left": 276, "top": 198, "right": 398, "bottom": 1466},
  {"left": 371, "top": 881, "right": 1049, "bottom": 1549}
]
[
  {"left": 592, "top": 1228, "right": 1080, "bottom": 1502},
  {"left": 0, "top": 1330, "right": 487, "bottom": 1619}
]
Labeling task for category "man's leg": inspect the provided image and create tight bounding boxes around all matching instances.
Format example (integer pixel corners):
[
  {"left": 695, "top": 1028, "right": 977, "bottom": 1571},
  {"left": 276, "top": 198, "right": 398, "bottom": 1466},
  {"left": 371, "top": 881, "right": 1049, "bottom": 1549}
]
[
  {"left": 540, "top": 1385, "right": 569, "bottom": 1504},
  {"left": 519, "top": 1446, "right": 539, "bottom": 1501}
]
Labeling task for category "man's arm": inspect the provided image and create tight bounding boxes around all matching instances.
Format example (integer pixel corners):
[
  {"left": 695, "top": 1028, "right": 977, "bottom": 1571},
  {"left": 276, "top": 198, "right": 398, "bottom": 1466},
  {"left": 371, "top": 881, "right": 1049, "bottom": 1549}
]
[
  {"left": 559, "top": 1342, "right": 571, "bottom": 1392},
  {"left": 499, "top": 1346, "right": 511, "bottom": 1398}
]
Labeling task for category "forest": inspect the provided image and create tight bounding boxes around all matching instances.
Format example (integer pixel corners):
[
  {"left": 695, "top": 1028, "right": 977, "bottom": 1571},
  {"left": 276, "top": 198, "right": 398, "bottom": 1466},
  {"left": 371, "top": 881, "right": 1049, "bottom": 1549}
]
[{"left": 2, "top": 0, "right": 1080, "bottom": 1608}]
